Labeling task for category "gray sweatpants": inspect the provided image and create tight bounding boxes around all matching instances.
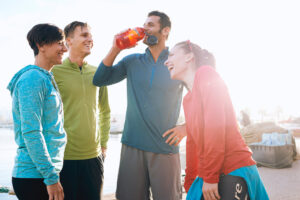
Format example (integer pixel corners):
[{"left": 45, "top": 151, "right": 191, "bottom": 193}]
[{"left": 116, "top": 144, "right": 182, "bottom": 200}]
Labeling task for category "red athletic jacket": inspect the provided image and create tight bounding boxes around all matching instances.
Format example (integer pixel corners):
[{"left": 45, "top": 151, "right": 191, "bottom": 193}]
[{"left": 183, "top": 66, "right": 255, "bottom": 192}]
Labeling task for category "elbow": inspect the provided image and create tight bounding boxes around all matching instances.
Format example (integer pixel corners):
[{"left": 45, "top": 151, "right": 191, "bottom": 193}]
[
  {"left": 92, "top": 76, "right": 98, "bottom": 86},
  {"left": 93, "top": 75, "right": 102, "bottom": 86}
]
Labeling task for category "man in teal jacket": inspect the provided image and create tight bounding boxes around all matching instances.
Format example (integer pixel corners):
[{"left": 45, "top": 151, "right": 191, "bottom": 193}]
[
  {"left": 52, "top": 21, "right": 110, "bottom": 200},
  {"left": 93, "top": 11, "right": 184, "bottom": 200}
]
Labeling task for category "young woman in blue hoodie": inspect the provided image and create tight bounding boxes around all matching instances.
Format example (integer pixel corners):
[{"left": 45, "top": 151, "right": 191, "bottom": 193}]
[{"left": 7, "top": 24, "right": 67, "bottom": 200}]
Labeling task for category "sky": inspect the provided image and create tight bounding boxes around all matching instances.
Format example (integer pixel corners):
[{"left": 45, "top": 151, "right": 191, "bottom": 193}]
[{"left": 1, "top": 0, "right": 300, "bottom": 120}]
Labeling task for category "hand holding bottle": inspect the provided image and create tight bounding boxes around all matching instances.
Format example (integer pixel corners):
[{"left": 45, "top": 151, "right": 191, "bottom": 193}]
[{"left": 115, "top": 27, "right": 145, "bottom": 49}]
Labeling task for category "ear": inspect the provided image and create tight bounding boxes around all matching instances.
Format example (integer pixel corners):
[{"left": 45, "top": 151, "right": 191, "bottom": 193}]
[
  {"left": 36, "top": 43, "right": 45, "bottom": 53},
  {"left": 162, "top": 26, "right": 170, "bottom": 38},
  {"left": 185, "top": 52, "right": 194, "bottom": 63},
  {"left": 65, "top": 37, "right": 72, "bottom": 48}
]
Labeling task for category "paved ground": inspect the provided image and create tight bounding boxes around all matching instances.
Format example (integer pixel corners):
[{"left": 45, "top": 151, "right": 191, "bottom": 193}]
[
  {"left": 104, "top": 137, "right": 300, "bottom": 200},
  {"left": 259, "top": 160, "right": 300, "bottom": 200}
]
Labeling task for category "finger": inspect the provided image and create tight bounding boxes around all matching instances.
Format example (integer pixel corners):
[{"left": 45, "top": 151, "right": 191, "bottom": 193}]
[
  {"left": 204, "top": 190, "right": 212, "bottom": 200},
  {"left": 214, "top": 189, "right": 221, "bottom": 199},
  {"left": 174, "top": 138, "right": 182, "bottom": 146},
  {"left": 209, "top": 190, "right": 216, "bottom": 200},
  {"left": 58, "top": 193, "right": 63, "bottom": 200},
  {"left": 165, "top": 133, "right": 176, "bottom": 143},
  {"left": 162, "top": 128, "right": 174, "bottom": 137},
  {"left": 203, "top": 191, "right": 209, "bottom": 200},
  {"left": 165, "top": 133, "right": 177, "bottom": 144},
  {"left": 169, "top": 136, "right": 178, "bottom": 145},
  {"left": 48, "top": 193, "right": 53, "bottom": 200}
]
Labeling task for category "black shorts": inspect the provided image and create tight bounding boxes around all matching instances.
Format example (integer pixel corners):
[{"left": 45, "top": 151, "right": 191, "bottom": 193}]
[{"left": 60, "top": 155, "right": 104, "bottom": 200}]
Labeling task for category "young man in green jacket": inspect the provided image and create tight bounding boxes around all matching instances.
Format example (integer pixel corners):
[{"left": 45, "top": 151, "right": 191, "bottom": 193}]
[{"left": 52, "top": 21, "right": 110, "bottom": 200}]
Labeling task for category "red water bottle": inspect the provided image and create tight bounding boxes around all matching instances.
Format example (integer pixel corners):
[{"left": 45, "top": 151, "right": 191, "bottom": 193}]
[{"left": 116, "top": 27, "right": 145, "bottom": 49}]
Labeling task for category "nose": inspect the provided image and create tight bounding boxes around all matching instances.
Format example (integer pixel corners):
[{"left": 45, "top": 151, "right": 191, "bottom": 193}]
[
  {"left": 62, "top": 43, "right": 67, "bottom": 53},
  {"left": 164, "top": 58, "right": 169, "bottom": 67},
  {"left": 88, "top": 35, "right": 93, "bottom": 42},
  {"left": 87, "top": 35, "right": 93, "bottom": 48}
]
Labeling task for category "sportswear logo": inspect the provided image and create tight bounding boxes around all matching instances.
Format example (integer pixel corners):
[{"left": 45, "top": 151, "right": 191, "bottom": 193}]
[{"left": 235, "top": 183, "right": 242, "bottom": 199}]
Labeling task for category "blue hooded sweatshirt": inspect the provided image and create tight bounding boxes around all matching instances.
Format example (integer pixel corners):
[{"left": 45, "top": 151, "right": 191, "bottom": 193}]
[{"left": 7, "top": 65, "right": 66, "bottom": 186}]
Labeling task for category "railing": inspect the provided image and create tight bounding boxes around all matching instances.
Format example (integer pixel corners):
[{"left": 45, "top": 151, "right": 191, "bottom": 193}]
[{"left": 0, "top": 123, "right": 13, "bottom": 129}]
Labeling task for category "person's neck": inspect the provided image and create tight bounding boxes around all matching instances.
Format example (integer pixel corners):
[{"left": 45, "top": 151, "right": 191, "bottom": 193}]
[
  {"left": 69, "top": 51, "right": 86, "bottom": 67},
  {"left": 183, "top": 65, "right": 198, "bottom": 91},
  {"left": 34, "top": 55, "right": 52, "bottom": 71},
  {"left": 148, "top": 42, "right": 166, "bottom": 62}
]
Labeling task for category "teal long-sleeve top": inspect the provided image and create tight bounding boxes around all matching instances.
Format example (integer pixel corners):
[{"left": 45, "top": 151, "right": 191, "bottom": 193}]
[
  {"left": 7, "top": 65, "right": 66, "bottom": 185},
  {"left": 93, "top": 48, "right": 183, "bottom": 154}
]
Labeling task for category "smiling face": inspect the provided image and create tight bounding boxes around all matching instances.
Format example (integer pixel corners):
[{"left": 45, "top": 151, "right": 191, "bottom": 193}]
[
  {"left": 41, "top": 40, "right": 67, "bottom": 66},
  {"left": 143, "top": 15, "right": 167, "bottom": 46},
  {"left": 67, "top": 25, "right": 93, "bottom": 56},
  {"left": 165, "top": 45, "right": 190, "bottom": 81}
]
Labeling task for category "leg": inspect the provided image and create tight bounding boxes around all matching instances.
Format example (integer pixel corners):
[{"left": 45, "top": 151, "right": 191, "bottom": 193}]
[
  {"left": 78, "top": 156, "right": 104, "bottom": 200},
  {"left": 116, "top": 144, "right": 150, "bottom": 200},
  {"left": 60, "top": 160, "right": 79, "bottom": 200},
  {"left": 229, "top": 165, "right": 269, "bottom": 199},
  {"left": 12, "top": 177, "right": 49, "bottom": 200},
  {"left": 147, "top": 152, "right": 182, "bottom": 200},
  {"left": 218, "top": 175, "right": 249, "bottom": 200}
]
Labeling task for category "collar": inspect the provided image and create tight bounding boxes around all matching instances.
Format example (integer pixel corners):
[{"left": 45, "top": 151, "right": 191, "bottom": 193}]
[
  {"left": 63, "top": 57, "right": 88, "bottom": 70},
  {"left": 145, "top": 47, "right": 169, "bottom": 63}
]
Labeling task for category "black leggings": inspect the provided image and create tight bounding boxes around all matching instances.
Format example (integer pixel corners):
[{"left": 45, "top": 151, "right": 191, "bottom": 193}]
[
  {"left": 201, "top": 175, "right": 250, "bottom": 200},
  {"left": 12, "top": 177, "right": 49, "bottom": 200}
]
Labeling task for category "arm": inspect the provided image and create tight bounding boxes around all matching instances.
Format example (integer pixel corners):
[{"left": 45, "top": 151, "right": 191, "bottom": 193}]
[
  {"left": 102, "top": 33, "right": 136, "bottom": 66},
  {"left": 98, "top": 86, "right": 111, "bottom": 157},
  {"left": 103, "top": 41, "right": 121, "bottom": 67},
  {"left": 93, "top": 35, "right": 135, "bottom": 87},
  {"left": 201, "top": 78, "right": 227, "bottom": 184},
  {"left": 18, "top": 77, "right": 60, "bottom": 186}
]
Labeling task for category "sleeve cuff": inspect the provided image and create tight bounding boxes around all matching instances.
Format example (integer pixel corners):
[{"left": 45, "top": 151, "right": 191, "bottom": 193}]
[
  {"left": 43, "top": 174, "right": 59, "bottom": 186},
  {"left": 203, "top": 176, "right": 219, "bottom": 184}
]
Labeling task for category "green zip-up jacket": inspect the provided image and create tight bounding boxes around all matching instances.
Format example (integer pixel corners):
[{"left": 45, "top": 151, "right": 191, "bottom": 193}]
[{"left": 52, "top": 58, "right": 110, "bottom": 160}]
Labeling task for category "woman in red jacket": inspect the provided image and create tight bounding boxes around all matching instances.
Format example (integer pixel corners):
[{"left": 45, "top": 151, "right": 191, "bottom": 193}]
[{"left": 164, "top": 41, "right": 269, "bottom": 200}]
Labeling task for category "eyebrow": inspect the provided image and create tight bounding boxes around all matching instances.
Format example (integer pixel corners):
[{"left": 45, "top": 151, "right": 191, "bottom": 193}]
[
  {"left": 144, "top": 22, "right": 154, "bottom": 26},
  {"left": 81, "top": 32, "right": 90, "bottom": 35}
]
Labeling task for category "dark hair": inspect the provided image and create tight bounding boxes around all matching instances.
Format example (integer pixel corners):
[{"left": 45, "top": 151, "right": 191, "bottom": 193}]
[
  {"left": 64, "top": 21, "right": 88, "bottom": 38},
  {"left": 175, "top": 41, "right": 216, "bottom": 68},
  {"left": 27, "top": 23, "right": 64, "bottom": 56},
  {"left": 148, "top": 10, "right": 171, "bottom": 31}
]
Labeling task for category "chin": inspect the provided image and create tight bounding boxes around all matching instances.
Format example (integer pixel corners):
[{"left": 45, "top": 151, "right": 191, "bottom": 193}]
[
  {"left": 55, "top": 58, "right": 63, "bottom": 64},
  {"left": 171, "top": 73, "right": 182, "bottom": 81},
  {"left": 84, "top": 51, "right": 91, "bottom": 56},
  {"left": 170, "top": 72, "right": 177, "bottom": 80}
]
